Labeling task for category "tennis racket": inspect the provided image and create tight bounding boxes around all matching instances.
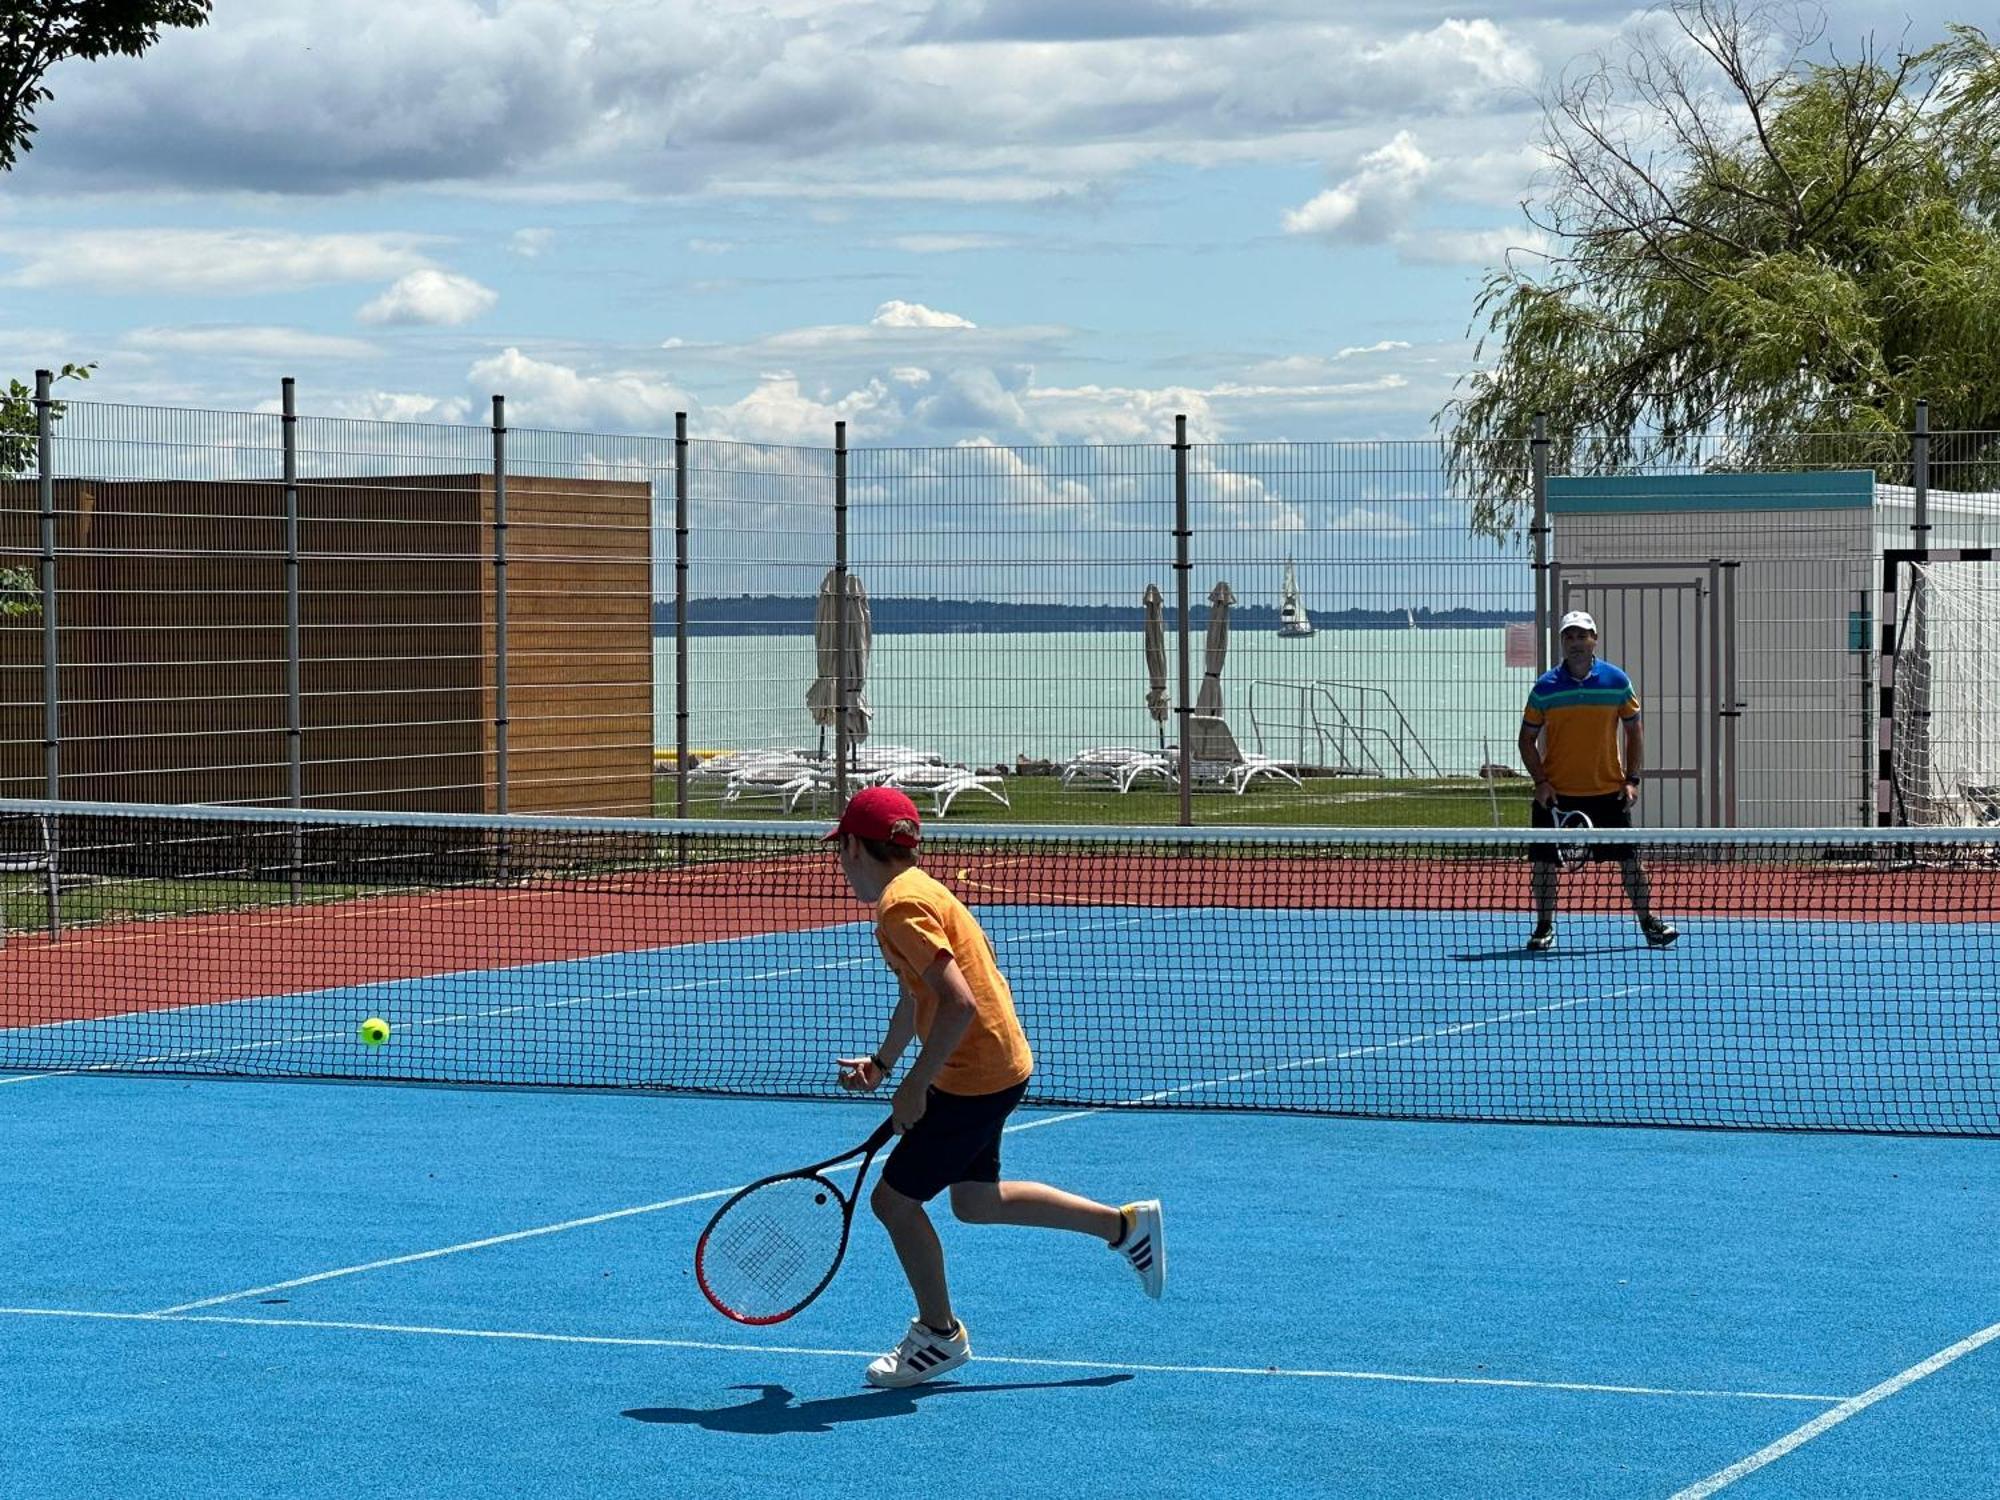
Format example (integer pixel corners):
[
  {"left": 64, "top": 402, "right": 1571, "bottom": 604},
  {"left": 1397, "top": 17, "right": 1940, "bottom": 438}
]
[
  {"left": 1553, "top": 807, "right": 1594, "bottom": 870},
  {"left": 695, "top": 1117, "right": 896, "bottom": 1325}
]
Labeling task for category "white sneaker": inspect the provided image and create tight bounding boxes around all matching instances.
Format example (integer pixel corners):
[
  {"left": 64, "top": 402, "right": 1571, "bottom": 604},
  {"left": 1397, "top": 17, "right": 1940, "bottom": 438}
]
[
  {"left": 1112, "top": 1200, "right": 1165, "bottom": 1298},
  {"left": 864, "top": 1317, "right": 971, "bottom": 1389}
]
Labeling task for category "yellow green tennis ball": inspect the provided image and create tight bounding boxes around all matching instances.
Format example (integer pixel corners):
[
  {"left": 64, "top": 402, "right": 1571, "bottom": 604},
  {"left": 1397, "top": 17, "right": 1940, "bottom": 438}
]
[{"left": 358, "top": 1017, "right": 391, "bottom": 1047}]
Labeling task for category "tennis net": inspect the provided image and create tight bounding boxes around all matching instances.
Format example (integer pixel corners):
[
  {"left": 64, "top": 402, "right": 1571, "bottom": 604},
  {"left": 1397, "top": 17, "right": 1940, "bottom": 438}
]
[{"left": 2, "top": 799, "right": 1996, "bottom": 1135}]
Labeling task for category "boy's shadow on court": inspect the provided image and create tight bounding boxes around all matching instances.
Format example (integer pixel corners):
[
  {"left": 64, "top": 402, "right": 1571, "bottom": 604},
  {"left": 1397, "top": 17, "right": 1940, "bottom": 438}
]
[
  {"left": 623, "top": 1375, "right": 1133, "bottom": 1435},
  {"left": 1455, "top": 944, "right": 1654, "bottom": 962}
]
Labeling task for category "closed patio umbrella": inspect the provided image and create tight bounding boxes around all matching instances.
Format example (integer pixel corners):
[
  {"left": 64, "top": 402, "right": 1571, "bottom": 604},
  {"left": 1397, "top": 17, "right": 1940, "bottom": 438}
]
[
  {"left": 806, "top": 567, "right": 871, "bottom": 757},
  {"left": 1143, "top": 583, "right": 1169, "bottom": 749},
  {"left": 1195, "top": 580, "right": 1234, "bottom": 716},
  {"left": 1190, "top": 580, "right": 1234, "bottom": 761}
]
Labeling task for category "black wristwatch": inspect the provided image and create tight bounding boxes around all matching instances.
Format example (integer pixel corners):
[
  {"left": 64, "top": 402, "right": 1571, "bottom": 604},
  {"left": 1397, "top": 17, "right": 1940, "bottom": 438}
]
[
  {"left": 1623, "top": 777, "right": 1641, "bottom": 788},
  {"left": 871, "top": 1053, "right": 893, "bottom": 1073}
]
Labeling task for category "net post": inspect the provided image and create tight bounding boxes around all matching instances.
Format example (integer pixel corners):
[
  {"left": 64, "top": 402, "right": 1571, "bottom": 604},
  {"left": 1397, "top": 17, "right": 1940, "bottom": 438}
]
[
  {"left": 833, "top": 420, "right": 849, "bottom": 806},
  {"left": 674, "top": 411, "right": 690, "bottom": 822},
  {"left": 283, "top": 377, "right": 303, "bottom": 901},
  {"left": 1173, "top": 413, "right": 1192, "bottom": 827},
  {"left": 1530, "top": 413, "right": 1550, "bottom": 672}
]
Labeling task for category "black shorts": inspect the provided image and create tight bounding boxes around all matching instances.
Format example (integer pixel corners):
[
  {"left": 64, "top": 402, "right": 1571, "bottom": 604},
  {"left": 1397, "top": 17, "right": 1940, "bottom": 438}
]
[
  {"left": 1530, "top": 791, "right": 1635, "bottom": 864},
  {"left": 881, "top": 1080, "right": 1030, "bottom": 1203}
]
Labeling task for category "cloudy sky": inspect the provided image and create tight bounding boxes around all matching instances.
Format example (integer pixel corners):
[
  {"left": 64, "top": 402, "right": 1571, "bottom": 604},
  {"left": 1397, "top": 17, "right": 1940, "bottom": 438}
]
[{"left": 0, "top": 0, "right": 1970, "bottom": 447}]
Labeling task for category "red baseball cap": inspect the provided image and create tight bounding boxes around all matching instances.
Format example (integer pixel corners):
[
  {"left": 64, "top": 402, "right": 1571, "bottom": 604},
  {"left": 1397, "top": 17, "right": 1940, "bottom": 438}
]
[{"left": 824, "top": 784, "right": 922, "bottom": 847}]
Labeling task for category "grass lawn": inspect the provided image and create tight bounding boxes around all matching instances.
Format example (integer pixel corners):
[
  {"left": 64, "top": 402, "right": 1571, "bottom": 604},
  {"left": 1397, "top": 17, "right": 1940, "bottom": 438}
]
[{"left": 2, "top": 876, "right": 372, "bottom": 936}]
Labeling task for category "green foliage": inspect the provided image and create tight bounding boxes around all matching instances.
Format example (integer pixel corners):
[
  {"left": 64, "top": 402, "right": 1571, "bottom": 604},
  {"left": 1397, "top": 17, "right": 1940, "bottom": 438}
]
[
  {"left": 0, "top": 1, "right": 213, "bottom": 171},
  {"left": 1437, "top": 4, "right": 2000, "bottom": 535},
  {"left": 0, "top": 564, "right": 37, "bottom": 618},
  {"left": 0, "top": 361, "right": 90, "bottom": 477},
  {"left": 1, "top": 364, "right": 90, "bottom": 626}
]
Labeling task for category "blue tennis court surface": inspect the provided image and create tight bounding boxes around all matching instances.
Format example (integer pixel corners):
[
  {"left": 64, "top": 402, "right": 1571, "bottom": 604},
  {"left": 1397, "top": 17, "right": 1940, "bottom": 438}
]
[
  {"left": 4, "top": 908, "right": 1997, "bottom": 1496},
  {"left": 13, "top": 905, "right": 1999, "bottom": 1134}
]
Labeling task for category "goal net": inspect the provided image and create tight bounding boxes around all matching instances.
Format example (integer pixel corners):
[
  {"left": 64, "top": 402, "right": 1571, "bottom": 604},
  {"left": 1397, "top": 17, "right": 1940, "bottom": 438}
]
[{"left": 1888, "top": 556, "right": 2000, "bottom": 826}]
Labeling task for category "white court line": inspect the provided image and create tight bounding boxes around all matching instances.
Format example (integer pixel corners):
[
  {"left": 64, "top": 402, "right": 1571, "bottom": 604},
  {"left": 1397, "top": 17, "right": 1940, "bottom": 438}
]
[
  {"left": 145, "top": 1185, "right": 745, "bottom": 1315},
  {"left": 1006, "top": 991, "right": 1633, "bottom": 1134},
  {"left": 143, "top": 990, "right": 1636, "bottom": 1316},
  {"left": 1667, "top": 1320, "right": 2000, "bottom": 1499},
  {"left": 0, "top": 1306, "right": 1846, "bottom": 1405}
]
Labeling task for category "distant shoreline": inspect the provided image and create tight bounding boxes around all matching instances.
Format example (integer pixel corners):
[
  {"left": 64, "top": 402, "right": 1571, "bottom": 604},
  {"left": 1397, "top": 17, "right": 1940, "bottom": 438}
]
[{"left": 661, "top": 598, "right": 1532, "bottom": 636}]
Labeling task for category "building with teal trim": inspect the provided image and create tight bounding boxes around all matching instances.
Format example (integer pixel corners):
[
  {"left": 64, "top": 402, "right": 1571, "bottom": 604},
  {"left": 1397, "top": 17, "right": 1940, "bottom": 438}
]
[{"left": 1546, "top": 470, "right": 2000, "bottom": 828}]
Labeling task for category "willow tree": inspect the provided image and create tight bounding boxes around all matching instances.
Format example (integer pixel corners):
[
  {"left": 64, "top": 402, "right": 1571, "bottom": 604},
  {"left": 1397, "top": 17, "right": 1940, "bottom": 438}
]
[
  {"left": 2, "top": 1, "right": 213, "bottom": 171},
  {"left": 1438, "top": 2, "right": 2000, "bottom": 535}
]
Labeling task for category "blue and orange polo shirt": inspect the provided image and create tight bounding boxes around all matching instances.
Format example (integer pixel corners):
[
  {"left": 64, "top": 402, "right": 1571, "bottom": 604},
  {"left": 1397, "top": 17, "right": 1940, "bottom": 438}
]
[{"left": 1521, "top": 659, "right": 1640, "bottom": 796}]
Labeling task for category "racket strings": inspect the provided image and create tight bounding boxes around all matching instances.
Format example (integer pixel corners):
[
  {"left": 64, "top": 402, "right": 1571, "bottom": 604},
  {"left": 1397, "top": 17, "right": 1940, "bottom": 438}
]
[{"left": 702, "top": 1176, "right": 848, "bottom": 1316}]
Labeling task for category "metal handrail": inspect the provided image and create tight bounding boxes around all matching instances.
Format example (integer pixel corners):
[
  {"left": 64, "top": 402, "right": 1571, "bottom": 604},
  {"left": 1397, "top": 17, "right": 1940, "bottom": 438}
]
[{"left": 1245, "top": 679, "right": 1441, "bottom": 778}]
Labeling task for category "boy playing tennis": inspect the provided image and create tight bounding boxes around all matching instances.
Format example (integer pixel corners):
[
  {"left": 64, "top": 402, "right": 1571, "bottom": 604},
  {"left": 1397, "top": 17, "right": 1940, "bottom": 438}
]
[{"left": 827, "top": 785, "right": 1163, "bottom": 1388}]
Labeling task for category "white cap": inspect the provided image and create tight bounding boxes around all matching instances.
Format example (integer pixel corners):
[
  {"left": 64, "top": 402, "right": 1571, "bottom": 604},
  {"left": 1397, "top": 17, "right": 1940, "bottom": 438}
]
[{"left": 1557, "top": 609, "right": 1598, "bottom": 635}]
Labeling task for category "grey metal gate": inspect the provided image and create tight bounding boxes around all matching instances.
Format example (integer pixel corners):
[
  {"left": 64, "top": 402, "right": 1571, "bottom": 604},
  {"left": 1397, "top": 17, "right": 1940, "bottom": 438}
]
[{"left": 1547, "top": 561, "right": 1740, "bottom": 827}]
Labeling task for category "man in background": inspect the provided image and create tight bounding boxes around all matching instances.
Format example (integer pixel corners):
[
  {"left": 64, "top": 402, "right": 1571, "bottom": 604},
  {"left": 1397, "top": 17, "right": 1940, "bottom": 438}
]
[{"left": 1517, "top": 610, "right": 1679, "bottom": 952}]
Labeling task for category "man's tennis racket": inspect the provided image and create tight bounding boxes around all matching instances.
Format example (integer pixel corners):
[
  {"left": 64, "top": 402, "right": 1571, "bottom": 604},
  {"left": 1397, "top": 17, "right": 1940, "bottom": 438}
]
[
  {"left": 694, "top": 1117, "right": 896, "bottom": 1325},
  {"left": 1553, "top": 807, "right": 1594, "bottom": 871}
]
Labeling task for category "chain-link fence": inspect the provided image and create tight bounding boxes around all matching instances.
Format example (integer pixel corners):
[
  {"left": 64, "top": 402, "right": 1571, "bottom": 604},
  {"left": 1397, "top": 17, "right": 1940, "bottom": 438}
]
[{"left": 4, "top": 378, "right": 1995, "bottom": 828}]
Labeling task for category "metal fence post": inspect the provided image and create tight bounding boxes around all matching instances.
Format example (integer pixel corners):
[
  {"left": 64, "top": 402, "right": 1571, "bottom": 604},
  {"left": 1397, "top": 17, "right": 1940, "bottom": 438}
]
[
  {"left": 1911, "top": 399, "right": 1929, "bottom": 549},
  {"left": 283, "top": 377, "right": 302, "bottom": 898},
  {"left": 35, "top": 370, "right": 58, "bottom": 804},
  {"left": 833, "top": 420, "right": 849, "bottom": 805},
  {"left": 1721, "top": 560, "right": 1740, "bottom": 826},
  {"left": 674, "top": 411, "right": 690, "bottom": 819},
  {"left": 491, "top": 394, "right": 509, "bottom": 819},
  {"left": 1531, "top": 413, "right": 1550, "bottom": 672},
  {"left": 33, "top": 370, "right": 59, "bottom": 939},
  {"left": 1174, "top": 414, "right": 1192, "bottom": 827}
]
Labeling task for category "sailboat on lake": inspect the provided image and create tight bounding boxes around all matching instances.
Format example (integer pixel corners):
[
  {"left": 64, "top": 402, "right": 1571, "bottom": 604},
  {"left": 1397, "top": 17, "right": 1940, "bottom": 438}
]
[{"left": 1277, "top": 557, "right": 1313, "bottom": 638}]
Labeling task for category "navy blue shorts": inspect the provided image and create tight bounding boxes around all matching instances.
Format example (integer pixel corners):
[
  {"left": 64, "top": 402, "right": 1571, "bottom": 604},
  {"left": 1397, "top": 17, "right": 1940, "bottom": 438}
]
[{"left": 881, "top": 1080, "right": 1030, "bottom": 1203}]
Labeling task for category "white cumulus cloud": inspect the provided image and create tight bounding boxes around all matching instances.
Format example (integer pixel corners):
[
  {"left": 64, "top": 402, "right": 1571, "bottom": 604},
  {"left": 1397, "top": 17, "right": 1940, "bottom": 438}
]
[
  {"left": 871, "top": 300, "right": 977, "bottom": 329},
  {"left": 1282, "top": 131, "right": 1433, "bottom": 244},
  {"left": 302, "top": 390, "right": 478, "bottom": 424},
  {"left": 359, "top": 269, "right": 499, "bottom": 327},
  {"left": 464, "top": 347, "right": 691, "bottom": 431}
]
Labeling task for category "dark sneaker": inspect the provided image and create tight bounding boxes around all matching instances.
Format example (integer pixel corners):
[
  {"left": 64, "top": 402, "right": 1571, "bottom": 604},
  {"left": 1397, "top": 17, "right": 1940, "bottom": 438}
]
[
  {"left": 1525, "top": 925, "right": 1555, "bottom": 952},
  {"left": 1641, "top": 918, "right": 1679, "bottom": 947}
]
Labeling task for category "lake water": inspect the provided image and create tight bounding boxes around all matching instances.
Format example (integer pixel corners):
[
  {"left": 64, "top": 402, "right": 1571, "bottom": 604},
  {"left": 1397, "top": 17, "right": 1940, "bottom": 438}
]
[{"left": 657, "top": 627, "right": 1535, "bottom": 776}]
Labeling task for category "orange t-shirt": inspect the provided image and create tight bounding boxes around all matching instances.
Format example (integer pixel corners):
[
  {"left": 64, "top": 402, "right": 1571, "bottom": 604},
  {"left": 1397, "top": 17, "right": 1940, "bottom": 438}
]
[{"left": 873, "top": 866, "right": 1033, "bottom": 1097}]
